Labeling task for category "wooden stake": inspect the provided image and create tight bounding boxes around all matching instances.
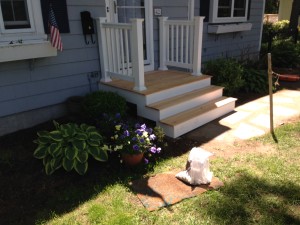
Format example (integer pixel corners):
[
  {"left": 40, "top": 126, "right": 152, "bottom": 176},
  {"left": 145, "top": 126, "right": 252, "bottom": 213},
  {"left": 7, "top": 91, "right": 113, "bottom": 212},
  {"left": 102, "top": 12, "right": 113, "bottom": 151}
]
[{"left": 267, "top": 53, "right": 274, "bottom": 134}]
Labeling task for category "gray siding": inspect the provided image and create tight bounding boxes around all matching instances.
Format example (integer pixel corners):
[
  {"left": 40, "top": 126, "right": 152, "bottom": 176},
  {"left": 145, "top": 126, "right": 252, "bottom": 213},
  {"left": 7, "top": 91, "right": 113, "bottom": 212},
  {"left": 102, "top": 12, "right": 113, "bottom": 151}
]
[
  {"left": 0, "top": 0, "right": 106, "bottom": 118},
  {"left": 200, "top": 0, "right": 264, "bottom": 62},
  {"left": 0, "top": 0, "right": 265, "bottom": 134}
]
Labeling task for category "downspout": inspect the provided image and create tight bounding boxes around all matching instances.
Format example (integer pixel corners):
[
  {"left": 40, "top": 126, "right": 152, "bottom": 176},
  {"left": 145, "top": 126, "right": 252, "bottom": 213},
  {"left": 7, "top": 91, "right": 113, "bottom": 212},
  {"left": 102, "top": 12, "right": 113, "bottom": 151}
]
[
  {"left": 188, "top": 0, "right": 195, "bottom": 20},
  {"left": 258, "top": 0, "right": 266, "bottom": 55}
]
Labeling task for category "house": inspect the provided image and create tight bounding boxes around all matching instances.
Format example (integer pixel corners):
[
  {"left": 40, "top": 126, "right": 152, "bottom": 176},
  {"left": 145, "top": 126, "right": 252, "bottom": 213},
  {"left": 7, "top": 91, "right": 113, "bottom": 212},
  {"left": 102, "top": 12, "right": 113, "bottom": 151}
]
[
  {"left": 0, "top": 0, "right": 266, "bottom": 137},
  {"left": 278, "top": 0, "right": 293, "bottom": 21}
]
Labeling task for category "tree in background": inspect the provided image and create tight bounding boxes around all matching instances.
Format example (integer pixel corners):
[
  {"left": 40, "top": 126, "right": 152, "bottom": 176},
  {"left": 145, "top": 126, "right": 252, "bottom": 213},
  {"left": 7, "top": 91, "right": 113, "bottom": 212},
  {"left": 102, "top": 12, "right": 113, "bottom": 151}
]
[
  {"left": 289, "top": 0, "right": 300, "bottom": 42},
  {"left": 265, "top": 0, "right": 279, "bottom": 14}
]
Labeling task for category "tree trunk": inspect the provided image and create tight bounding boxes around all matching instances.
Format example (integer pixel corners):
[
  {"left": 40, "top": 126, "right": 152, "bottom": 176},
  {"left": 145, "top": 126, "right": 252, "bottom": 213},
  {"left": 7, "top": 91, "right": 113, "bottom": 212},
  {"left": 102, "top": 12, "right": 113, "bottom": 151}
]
[{"left": 289, "top": 0, "right": 300, "bottom": 42}]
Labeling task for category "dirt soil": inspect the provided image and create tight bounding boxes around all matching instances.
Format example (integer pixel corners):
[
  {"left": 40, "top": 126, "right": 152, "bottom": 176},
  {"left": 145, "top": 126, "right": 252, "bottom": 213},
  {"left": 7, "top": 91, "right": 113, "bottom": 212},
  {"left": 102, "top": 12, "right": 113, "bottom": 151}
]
[{"left": 0, "top": 79, "right": 299, "bottom": 225}]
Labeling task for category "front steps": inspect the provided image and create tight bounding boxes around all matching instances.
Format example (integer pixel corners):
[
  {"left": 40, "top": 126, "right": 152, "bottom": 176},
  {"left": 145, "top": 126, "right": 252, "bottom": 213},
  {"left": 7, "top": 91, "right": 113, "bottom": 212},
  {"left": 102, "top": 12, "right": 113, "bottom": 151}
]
[{"left": 99, "top": 71, "right": 237, "bottom": 138}]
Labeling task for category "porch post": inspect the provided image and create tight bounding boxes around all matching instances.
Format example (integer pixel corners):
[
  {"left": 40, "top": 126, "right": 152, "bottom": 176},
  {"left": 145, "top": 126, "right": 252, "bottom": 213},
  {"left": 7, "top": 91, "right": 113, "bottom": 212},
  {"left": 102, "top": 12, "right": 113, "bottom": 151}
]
[
  {"left": 158, "top": 17, "right": 168, "bottom": 71},
  {"left": 131, "top": 18, "right": 147, "bottom": 91},
  {"left": 96, "top": 17, "right": 112, "bottom": 82},
  {"left": 192, "top": 16, "right": 204, "bottom": 76}
]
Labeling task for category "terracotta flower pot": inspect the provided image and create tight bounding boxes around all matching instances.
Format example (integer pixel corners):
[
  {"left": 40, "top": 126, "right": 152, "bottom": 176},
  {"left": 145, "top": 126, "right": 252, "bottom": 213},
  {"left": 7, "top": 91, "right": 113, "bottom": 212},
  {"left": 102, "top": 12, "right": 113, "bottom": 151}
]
[{"left": 121, "top": 153, "right": 144, "bottom": 166}]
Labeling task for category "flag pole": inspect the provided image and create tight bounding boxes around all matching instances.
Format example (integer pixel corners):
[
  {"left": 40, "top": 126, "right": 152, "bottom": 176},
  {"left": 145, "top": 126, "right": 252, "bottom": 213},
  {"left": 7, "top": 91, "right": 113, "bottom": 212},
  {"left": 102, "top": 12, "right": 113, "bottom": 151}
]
[{"left": 267, "top": 53, "right": 274, "bottom": 134}]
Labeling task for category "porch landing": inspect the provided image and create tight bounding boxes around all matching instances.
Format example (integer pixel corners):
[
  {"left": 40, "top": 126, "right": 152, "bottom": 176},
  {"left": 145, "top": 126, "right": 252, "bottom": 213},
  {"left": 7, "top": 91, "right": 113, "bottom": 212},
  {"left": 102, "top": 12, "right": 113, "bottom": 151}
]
[{"left": 98, "top": 70, "right": 236, "bottom": 138}]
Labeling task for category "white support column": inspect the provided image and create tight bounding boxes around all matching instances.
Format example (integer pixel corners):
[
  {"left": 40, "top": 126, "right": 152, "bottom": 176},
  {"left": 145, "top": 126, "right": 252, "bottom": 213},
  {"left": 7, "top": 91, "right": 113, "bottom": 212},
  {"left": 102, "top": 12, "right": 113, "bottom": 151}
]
[
  {"left": 96, "top": 17, "right": 112, "bottom": 82},
  {"left": 159, "top": 17, "right": 168, "bottom": 71},
  {"left": 131, "top": 18, "right": 147, "bottom": 91},
  {"left": 192, "top": 16, "right": 204, "bottom": 76}
]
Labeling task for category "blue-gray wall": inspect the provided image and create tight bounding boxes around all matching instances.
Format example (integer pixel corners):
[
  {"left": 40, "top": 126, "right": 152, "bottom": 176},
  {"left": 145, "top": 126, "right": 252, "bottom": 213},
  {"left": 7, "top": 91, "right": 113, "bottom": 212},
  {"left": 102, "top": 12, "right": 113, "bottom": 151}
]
[{"left": 0, "top": 0, "right": 265, "bottom": 135}]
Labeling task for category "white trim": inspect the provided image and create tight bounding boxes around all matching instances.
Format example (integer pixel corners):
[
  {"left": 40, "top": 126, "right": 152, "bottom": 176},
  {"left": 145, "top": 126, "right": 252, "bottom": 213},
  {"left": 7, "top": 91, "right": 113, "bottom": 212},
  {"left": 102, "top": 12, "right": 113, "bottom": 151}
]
[
  {"left": 208, "top": 23, "right": 252, "bottom": 34},
  {"left": 0, "top": 0, "right": 57, "bottom": 62},
  {"left": 209, "top": 0, "right": 249, "bottom": 24},
  {"left": 258, "top": 0, "right": 266, "bottom": 53}
]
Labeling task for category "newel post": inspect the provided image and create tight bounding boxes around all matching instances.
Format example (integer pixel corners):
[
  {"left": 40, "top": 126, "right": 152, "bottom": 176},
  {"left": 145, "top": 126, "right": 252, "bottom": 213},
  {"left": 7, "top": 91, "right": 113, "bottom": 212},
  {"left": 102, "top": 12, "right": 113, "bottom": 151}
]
[
  {"left": 96, "top": 17, "right": 112, "bottom": 82},
  {"left": 131, "top": 18, "right": 146, "bottom": 91},
  {"left": 158, "top": 17, "right": 168, "bottom": 71},
  {"left": 192, "top": 16, "right": 204, "bottom": 76}
]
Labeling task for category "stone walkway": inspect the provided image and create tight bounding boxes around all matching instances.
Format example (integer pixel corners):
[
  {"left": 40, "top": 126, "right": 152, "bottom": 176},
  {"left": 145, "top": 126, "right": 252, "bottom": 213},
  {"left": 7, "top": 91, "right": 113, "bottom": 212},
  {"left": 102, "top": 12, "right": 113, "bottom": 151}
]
[{"left": 186, "top": 89, "right": 300, "bottom": 144}]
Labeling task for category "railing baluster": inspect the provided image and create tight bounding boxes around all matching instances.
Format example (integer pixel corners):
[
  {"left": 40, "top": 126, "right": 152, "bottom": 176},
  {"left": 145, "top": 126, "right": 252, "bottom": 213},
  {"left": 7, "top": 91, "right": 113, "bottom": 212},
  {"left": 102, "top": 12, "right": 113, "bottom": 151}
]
[
  {"left": 125, "top": 29, "right": 130, "bottom": 76},
  {"left": 176, "top": 24, "right": 179, "bottom": 63},
  {"left": 120, "top": 29, "right": 125, "bottom": 74},
  {"left": 185, "top": 24, "right": 189, "bottom": 64},
  {"left": 171, "top": 25, "right": 174, "bottom": 62},
  {"left": 181, "top": 24, "right": 184, "bottom": 63}
]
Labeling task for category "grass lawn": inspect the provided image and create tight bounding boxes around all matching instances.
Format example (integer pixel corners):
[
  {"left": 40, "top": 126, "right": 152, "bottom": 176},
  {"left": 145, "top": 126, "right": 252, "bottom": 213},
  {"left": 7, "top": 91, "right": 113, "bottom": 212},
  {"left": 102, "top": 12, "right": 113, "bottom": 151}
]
[{"left": 27, "top": 120, "right": 299, "bottom": 225}]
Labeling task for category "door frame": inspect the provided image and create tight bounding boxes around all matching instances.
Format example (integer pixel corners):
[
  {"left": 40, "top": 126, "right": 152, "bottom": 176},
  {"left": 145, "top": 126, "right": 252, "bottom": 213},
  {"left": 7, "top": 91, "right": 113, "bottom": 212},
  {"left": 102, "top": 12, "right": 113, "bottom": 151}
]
[{"left": 105, "top": 0, "right": 154, "bottom": 72}]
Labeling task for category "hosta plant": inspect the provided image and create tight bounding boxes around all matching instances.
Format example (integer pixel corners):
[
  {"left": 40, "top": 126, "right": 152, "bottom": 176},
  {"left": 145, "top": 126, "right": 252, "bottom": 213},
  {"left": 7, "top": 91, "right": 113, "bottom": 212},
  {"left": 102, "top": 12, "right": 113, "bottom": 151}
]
[{"left": 33, "top": 121, "right": 108, "bottom": 175}]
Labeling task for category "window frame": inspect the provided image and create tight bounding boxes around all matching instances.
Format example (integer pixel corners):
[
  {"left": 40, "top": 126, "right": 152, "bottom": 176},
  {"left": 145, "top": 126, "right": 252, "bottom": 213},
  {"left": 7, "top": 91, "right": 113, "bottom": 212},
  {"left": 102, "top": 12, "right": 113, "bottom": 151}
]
[
  {"left": 0, "top": 0, "right": 47, "bottom": 42},
  {"left": 209, "top": 0, "right": 249, "bottom": 24},
  {"left": 0, "top": 0, "right": 57, "bottom": 63}
]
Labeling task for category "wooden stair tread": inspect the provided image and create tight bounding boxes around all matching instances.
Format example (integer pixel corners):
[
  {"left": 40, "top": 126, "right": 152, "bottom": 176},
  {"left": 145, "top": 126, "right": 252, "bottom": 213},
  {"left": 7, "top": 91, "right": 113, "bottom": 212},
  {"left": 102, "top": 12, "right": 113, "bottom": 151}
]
[
  {"left": 147, "top": 85, "right": 223, "bottom": 110},
  {"left": 100, "top": 70, "right": 211, "bottom": 96},
  {"left": 160, "top": 97, "right": 237, "bottom": 126}
]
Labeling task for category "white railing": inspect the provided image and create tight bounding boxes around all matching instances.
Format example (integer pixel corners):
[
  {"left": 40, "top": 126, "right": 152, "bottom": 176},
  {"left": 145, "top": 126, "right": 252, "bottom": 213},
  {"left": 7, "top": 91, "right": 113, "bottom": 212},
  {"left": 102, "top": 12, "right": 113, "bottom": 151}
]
[
  {"left": 159, "top": 16, "right": 204, "bottom": 75},
  {"left": 96, "top": 17, "right": 146, "bottom": 91}
]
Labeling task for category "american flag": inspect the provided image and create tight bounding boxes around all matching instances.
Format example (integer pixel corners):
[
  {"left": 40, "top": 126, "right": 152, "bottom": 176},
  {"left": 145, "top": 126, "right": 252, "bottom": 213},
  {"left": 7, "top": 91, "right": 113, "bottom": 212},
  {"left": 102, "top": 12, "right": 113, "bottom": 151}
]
[{"left": 49, "top": 5, "right": 63, "bottom": 51}]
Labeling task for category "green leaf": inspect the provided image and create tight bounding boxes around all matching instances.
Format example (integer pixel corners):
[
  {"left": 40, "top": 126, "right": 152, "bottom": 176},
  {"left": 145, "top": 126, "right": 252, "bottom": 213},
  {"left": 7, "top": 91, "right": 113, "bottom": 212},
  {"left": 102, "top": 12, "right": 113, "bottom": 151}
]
[
  {"left": 89, "top": 132, "right": 102, "bottom": 141},
  {"left": 80, "top": 123, "right": 89, "bottom": 131},
  {"left": 74, "top": 160, "right": 88, "bottom": 175},
  {"left": 48, "top": 143, "right": 61, "bottom": 157},
  {"left": 87, "top": 139, "right": 101, "bottom": 147},
  {"left": 88, "top": 146, "right": 108, "bottom": 162},
  {"left": 65, "top": 146, "right": 78, "bottom": 160},
  {"left": 50, "top": 156, "right": 62, "bottom": 171},
  {"left": 86, "top": 126, "right": 97, "bottom": 133},
  {"left": 73, "top": 140, "right": 86, "bottom": 152},
  {"left": 37, "top": 131, "right": 49, "bottom": 137},
  {"left": 76, "top": 151, "right": 89, "bottom": 163},
  {"left": 43, "top": 155, "right": 52, "bottom": 166},
  {"left": 49, "top": 131, "right": 63, "bottom": 141},
  {"left": 45, "top": 161, "right": 54, "bottom": 175},
  {"left": 75, "top": 133, "right": 88, "bottom": 140},
  {"left": 53, "top": 120, "right": 60, "bottom": 129},
  {"left": 62, "top": 158, "right": 75, "bottom": 172},
  {"left": 33, "top": 145, "right": 48, "bottom": 159},
  {"left": 37, "top": 136, "right": 52, "bottom": 145}
]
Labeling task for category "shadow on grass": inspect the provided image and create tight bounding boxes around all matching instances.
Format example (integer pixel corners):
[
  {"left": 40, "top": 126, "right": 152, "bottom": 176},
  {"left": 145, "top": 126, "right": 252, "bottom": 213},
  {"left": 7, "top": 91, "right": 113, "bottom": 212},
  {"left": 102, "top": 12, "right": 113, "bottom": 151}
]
[
  {"left": 201, "top": 172, "right": 300, "bottom": 225},
  {"left": 0, "top": 119, "right": 154, "bottom": 225}
]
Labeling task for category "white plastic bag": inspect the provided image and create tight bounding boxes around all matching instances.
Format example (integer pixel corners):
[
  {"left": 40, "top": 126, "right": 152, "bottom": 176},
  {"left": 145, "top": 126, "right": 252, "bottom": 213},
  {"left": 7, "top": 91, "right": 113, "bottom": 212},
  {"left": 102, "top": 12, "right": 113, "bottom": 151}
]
[{"left": 176, "top": 147, "right": 213, "bottom": 185}]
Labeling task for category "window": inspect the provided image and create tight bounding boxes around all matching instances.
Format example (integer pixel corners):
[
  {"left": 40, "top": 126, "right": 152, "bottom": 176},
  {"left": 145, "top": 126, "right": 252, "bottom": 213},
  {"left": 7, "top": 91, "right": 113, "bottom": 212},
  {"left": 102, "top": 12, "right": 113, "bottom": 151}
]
[
  {"left": 0, "top": 0, "right": 56, "bottom": 62},
  {"left": 1, "top": 0, "right": 31, "bottom": 29},
  {"left": 210, "top": 0, "right": 249, "bottom": 23}
]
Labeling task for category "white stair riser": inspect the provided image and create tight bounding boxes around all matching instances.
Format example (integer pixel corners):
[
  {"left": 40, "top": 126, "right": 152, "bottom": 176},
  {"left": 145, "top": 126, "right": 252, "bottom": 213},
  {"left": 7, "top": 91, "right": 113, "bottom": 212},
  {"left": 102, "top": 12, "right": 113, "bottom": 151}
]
[
  {"left": 99, "top": 83, "right": 146, "bottom": 105},
  {"left": 145, "top": 78, "right": 211, "bottom": 105},
  {"left": 156, "top": 88, "right": 223, "bottom": 120},
  {"left": 158, "top": 101, "right": 236, "bottom": 138}
]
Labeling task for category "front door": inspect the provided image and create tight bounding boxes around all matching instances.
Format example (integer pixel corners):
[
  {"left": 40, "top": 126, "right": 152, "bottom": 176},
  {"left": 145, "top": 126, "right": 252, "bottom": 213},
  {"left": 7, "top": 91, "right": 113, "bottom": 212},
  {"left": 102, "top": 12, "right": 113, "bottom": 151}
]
[{"left": 105, "top": 0, "right": 154, "bottom": 72}]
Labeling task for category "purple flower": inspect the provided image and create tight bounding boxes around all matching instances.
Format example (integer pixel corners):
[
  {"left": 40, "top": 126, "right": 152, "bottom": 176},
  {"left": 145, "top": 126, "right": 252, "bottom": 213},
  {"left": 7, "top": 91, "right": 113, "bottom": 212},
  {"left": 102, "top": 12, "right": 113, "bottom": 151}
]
[
  {"left": 150, "top": 146, "right": 157, "bottom": 154},
  {"left": 146, "top": 128, "right": 153, "bottom": 134},
  {"left": 144, "top": 158, "right": 149, "bottom": 164},
  {"left": 115, "top": 113, "right": 121, "bottom": 119},
  {"left": 149, "top": 134, "right": 156, "bottom": 141},
  {"left": 141, "top": 124, "right": 147, "bottom": 130},
  {"left": 135, "top": 129, "right": 143, "bottom": 136},
  {"left": 132, "top": 137, "right": 137, "bottom": 142},
  {"left": 135, "top": 123, "right": 141, "bottom": 129},
  {"left": 124, "top": 130, "right": 130, "bottom": 137},
  {"left": 140, "top": 138, "right": 145, "bottom": 143},
  {"left": 133, "top": 144, "right": 140, "bottom": 151},
  {"left": 156, "top": 147, "right": 162, "bottom": 153}
]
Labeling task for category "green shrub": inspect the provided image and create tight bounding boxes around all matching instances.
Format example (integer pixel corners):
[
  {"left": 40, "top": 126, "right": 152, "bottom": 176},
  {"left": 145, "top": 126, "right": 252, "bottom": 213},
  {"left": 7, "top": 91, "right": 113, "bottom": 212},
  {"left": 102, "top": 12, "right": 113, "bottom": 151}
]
[
  {"left": 262, "top": 20, "right": 291, "bottom": 43},
  {"left": 204, "top": 58, "right": 245, "bottom": 96},
  {"left": 241, "top": 68, "right": 268, "bottom": 94},
  {"left": 33, "top": 121, "right": 108, "bottom": 175},
  {"left": 82, "top": 91, "right": 127, "bottom": 119},
  {"left": 260, "top": 40, "right": 300, "bottom": 68}
]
